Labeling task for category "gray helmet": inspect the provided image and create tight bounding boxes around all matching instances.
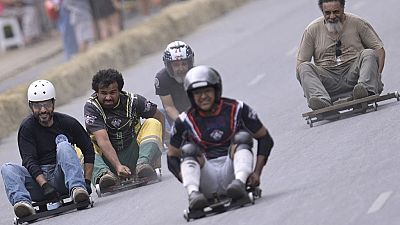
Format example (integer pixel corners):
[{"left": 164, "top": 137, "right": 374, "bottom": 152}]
[
  {"left": 184, "top": 65, "right": 222, "bottom": 107},
  {"left": 163, "top": 41, "right": 194, "bottom": 83}
]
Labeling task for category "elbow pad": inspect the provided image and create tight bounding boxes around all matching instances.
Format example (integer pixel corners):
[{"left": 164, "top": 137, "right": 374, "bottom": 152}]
[
  {"left": 167, "top": 155, "right": 182, "bottom": 182},
  {"left": 257, "top": 132, "right": 274, "bottom": 159}
]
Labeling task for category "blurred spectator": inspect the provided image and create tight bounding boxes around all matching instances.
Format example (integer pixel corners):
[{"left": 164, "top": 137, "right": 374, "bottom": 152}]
[
  {"left": 64, "top": 0, "right": 95, "bottom": 52},
  {"left": 89, "top": 0, "right": 121, "bottom": 40},
  {"left": 138, "top": 0, "right": 165, "bottom": 16},
  {"left": 44, "top": 0, "right": 78, "bottom": 59},
  {"left": 0, "top": 0, "right": 41, "bottom": 45}
]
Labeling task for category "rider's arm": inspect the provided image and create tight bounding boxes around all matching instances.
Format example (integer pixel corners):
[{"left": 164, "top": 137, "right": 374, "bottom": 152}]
[
  {"left": 160, "top": 95, "right": 180, "bottom": 121},
  {"left": 71, "top": 117, "right": 95, "bottom": 180},
  {"left": 92, "top": 129, "right": 123, "bottom": 169},
  {"left": 375, "top": 47, "right": 385, "bottom": 74},
  {"left": 252, "top": 126, "right": 274, "bottom": 177}
]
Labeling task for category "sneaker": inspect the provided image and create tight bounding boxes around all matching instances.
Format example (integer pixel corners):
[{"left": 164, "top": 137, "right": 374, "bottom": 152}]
[
  {"left": 14, "top": 201, "right": 35, "bottom": 218},
  {"left": 188, "top": 191, "right": 209, "bottom": 210},
  {"left": 308, "top": 97, "right": 332, "bottom": 110},
  {"left": 353, "top": 83, "right": 369, "bottom": 99},
  {"left": 226, "top": 179, "right": 247, "bottom": 200},
  {"left": 99, "top": 172, "right": 118, "bottom": 189},
  {"left": 136, "top": 163, "right": 156, "bottom": 178},
  {"left": 71, "top": 187, "right": 89, "bottom": 204}
]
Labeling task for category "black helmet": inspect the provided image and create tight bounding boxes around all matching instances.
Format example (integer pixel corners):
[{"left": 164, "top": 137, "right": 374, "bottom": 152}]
[
  {"left": 184, "top": 65, "right": 222, "bottom": 107},
  {"left": 163, "top": 41, "right": 194, "bottom": 83}
]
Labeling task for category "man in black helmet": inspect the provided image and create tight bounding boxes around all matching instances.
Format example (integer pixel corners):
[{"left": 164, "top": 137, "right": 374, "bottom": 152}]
[{"left": 167, "top": 65, "right": 274, "bottom": 210}]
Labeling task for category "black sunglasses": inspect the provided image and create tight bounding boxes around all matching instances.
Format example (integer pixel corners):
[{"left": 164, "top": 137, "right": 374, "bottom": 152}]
[{"left": 335, "top": 40, "right": 342, "bottom": 57}]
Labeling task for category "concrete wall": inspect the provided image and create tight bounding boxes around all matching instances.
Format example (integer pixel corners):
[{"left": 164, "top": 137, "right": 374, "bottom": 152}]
[{"left": 0, "top": 0, "right": 251, "bottom": 140}]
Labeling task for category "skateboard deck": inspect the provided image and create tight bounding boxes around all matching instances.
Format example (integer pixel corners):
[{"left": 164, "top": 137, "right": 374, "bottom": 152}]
[
  {"left": 183, "top": 187, "right": 262, "bottom": 222},
  {"left": 95, "top": 168, "right": 162, "bottom": 197},
  {"left": 13, "top": 195, "right": 94, "bottom": 225},
  {"left": 302, "top": 91, "right": 399, "bottom": 127}
]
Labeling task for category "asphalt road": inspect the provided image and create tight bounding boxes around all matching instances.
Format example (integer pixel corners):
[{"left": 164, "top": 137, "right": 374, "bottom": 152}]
[{"left": 0, "top": 0, "right": 399, "bottom": 224}]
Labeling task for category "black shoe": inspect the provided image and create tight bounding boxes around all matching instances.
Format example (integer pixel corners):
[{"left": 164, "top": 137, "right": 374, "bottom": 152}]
[
  {"left": 226, "top": 179, "right": 247, "bottom": 200},
  {"left": 188, "top": 191, "right": 209, "bottom": 210}
]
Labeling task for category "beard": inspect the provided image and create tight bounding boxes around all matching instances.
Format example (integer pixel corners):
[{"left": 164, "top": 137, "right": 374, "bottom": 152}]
[
  {"left": 325, "top": 20, "right": 343, "bottom": 33},
  {"left": 34, "top": 111, "right": 54, "bottom": 127}
]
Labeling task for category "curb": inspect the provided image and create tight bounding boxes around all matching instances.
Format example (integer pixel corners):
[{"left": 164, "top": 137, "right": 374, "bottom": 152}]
[{"left": 0, "top": 0, "right": 251, "bottom": 140}]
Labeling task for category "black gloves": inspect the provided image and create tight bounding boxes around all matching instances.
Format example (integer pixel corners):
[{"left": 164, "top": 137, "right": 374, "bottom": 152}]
[
  {"left": 41, "top": 182, "right": 59, "bottom": 201},
  {"left": 85, "top": 179, "right": 92, "bottom": 195}
]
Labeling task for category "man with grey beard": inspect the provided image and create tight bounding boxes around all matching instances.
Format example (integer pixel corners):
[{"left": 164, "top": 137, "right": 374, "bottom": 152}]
[{"left": 296, "top": 0, "right": 385, "bottom": 110}]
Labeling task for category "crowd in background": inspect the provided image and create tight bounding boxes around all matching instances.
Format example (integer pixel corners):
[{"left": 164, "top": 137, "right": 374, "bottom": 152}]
[{"left": 0, "top": 0, "right": 186, "bottom": 59}]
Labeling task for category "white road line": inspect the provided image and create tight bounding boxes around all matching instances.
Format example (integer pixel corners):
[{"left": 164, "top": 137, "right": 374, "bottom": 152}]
[
  {"left": 286, "top": 46, "right": 298, "bottom": 57},
  {"left": 248, "top": 74, "right": 266, "bottom": 86},
  {"left": 367, "top": 191, "right": 393, "bottom": 214}
]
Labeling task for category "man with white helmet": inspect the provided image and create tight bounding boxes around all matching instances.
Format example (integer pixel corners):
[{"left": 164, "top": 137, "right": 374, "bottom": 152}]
[
  {"left": 1, "top": 80, "right": 94, "bottom": 219},
  {"left": 167, "top": 66, "right": 274, "bottom": 210},
  {"left": 154, "top": 41, "right": 194, "bottom": 136}
]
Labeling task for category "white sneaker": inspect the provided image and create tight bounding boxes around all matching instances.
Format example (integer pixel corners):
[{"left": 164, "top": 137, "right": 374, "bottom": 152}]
[{"left": 14, "top": 201, "right": 35, "bottom": 218}]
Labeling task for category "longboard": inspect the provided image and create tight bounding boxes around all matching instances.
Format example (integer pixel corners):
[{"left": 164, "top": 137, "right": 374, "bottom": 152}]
[
  {"left": 183, "top": 187, "right": 262, "bottom": 222},
  {"left": 13, "top": 195, "right": 93, "bottom": 225},
  {"left": 95, "top": 168, "right": 162, "bottom": 197},
  {"left": 302, "top": 91, "right": 399, "bottom": 127}
]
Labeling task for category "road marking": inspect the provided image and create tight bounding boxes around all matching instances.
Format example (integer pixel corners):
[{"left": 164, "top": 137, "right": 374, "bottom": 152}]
[
  {"left": 367, "top": 191, "right": 393, "bottom": 214},
  {"left": 286, "top": 46, "right": 298, "bottom": 57},
  {"left": 248, "top": 74, "right": 266, "bottom": 86}
]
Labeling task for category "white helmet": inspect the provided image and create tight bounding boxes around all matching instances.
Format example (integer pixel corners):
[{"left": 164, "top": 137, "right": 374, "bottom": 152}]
[{"left": 27, "top": 80, "right": 56, "bottom": 102}]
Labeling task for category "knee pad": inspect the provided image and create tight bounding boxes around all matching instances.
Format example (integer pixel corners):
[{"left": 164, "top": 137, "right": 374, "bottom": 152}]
[
  {"left": 181, "top": 143, "right": 201, "bottom": 162},
  {"left": 233, "top": 131, "right": 253, "bottom": 151}
]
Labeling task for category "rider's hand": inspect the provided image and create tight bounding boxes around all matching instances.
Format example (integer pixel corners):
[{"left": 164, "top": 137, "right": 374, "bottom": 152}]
[
  {"left": 115, "top": 164, "right": 131, "bottom": 178},
  {"left": 246, "top": 172, "right": 260, "bottom": 187},
  {"left": 41, "top": 182, "right": 59, "bottom": 200},
  {"left": 85, "top": 179, "right": 92, "bottom": 195}
]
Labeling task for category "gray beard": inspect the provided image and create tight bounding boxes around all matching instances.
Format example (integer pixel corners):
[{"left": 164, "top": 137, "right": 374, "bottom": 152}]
[{"left": 325, "top": 21, "right": 343, "bottom": 33}]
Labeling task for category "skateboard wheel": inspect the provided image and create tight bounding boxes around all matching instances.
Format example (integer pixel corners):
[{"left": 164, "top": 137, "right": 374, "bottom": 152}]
[
  {"left": 373, "top": 103, "right": 378, "bottom": 111},
  {"left": 255, "top": 188, "right": 262, "bottom": 198},
  {"left": 95, "top": 184, "right": 101, "bottom": 197},
  {"left": 183, "top": 209, "right": 190, "bottom": 222},
  {"left": 307, "top": 118, "right": 313, "bottom": 128},
  {"left": 248, "top": 192, "right": 255, "bottom": 204},
  {"left": 13, "top": 217, "right": 18, "bottom": 225},
  {"left": 155, "top": 168, "right": 162, "bottom": 181},
  {"left": 395, "top": 91, "right": 400, "bottom": 101}
]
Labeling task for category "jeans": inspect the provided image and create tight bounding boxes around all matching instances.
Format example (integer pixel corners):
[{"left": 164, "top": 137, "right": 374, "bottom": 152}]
[
  {"left": 1, "top": 140, "right": 86, "bottom": 205},
  {"left": 58, "top": 4, "right": 78, "bottom": 60}
]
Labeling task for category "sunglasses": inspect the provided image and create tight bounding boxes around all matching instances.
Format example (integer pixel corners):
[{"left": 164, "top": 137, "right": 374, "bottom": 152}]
[
  {"left": 30, "top": 101, "right": 53, "bottom": 110},
  {"left": 335, "top": 40, "right": 342, "bottom": 58}
]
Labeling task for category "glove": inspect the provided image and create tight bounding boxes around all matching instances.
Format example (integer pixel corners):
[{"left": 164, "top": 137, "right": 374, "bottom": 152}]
[
  {"left": 85, "top": 179, "right": 92, "bottom": 195},
  {"left": 41, "top": 182, "right": 59, "bottom": 201}
]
